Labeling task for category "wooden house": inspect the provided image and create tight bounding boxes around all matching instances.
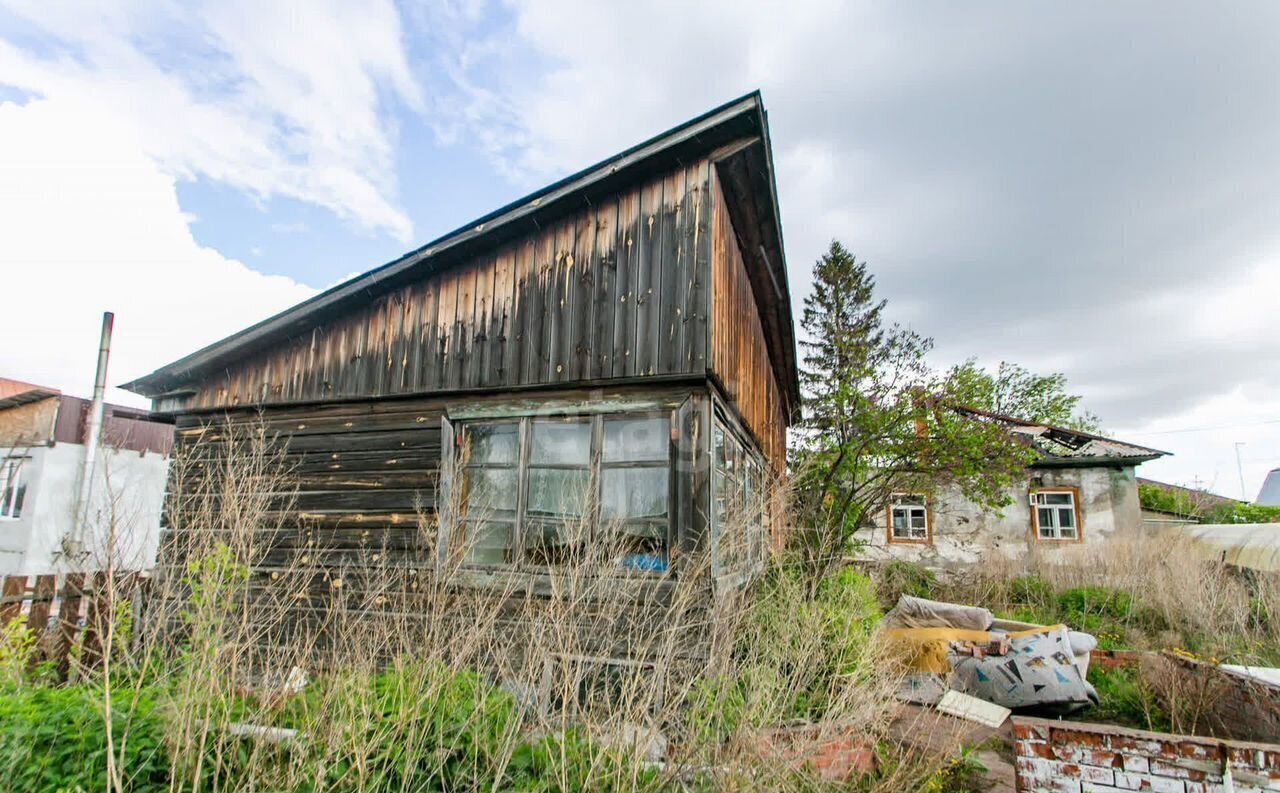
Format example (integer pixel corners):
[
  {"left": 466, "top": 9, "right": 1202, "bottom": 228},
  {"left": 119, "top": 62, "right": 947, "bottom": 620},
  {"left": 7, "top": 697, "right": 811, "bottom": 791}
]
[{"left": 123, "top": 93, "right": 798, "bottom": 674}]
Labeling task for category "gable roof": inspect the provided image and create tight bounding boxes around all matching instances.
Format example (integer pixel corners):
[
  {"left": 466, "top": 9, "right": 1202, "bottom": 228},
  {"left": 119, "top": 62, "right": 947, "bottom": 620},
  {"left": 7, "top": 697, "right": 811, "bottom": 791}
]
[
  {"left": 951, "top": 404, "right": 1170, "bottom": 466},
  {"left": 122, "top": 92, "right": 800, "bottom": 416}
]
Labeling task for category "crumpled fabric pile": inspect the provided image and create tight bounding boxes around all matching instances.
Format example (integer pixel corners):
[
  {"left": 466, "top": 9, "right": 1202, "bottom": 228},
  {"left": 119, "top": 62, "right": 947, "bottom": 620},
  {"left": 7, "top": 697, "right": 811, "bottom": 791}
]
[{"left": 882, "top": 595, "right": 1099, "bottom": 715}]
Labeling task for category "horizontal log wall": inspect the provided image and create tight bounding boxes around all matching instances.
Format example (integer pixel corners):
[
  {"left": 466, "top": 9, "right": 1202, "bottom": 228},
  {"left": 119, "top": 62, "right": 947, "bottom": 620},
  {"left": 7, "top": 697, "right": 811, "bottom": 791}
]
[
  {"left": 709, "top": 174, "right": 787, "bottom": 474},
  {"left": 155, "top": 386, "right": 717, "bottom": 673},
  {"left": 175, "top": 160, "right": 713, "bottom": 413}
]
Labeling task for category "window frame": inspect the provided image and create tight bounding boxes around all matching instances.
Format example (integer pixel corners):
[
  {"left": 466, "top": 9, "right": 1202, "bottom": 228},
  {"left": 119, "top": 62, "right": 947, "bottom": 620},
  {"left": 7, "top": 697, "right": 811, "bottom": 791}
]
[
  {"left": 1030, "top": 487, "right": 1083, "bottom": 543},
  {"left": 711, "top": 409, "right": 769, "bottom": 579},
  {"left": 0, "top": 457, "right": 26, "bottom": 521},
  {"left": 886, "top": 493, "right": 931, "bottom": 545},
  {"left": 450, "top": 410, "right": 676, "bottom": 575}
]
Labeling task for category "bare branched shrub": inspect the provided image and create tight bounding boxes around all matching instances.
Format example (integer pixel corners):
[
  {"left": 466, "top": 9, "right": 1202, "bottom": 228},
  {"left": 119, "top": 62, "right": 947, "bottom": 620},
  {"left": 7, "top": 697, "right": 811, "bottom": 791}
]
[{"left": 16, "top": 415, "right": 980, "bottom": 792}]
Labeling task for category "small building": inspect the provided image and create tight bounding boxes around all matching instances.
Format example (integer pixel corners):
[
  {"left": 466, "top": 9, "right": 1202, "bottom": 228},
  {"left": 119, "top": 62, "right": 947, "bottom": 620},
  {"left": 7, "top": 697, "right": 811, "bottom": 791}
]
[
  {"left": 123, "top": 94, "right": 799, "bottom": 673},
  {"left": 0, "top": 377, "right": 173, "bottom": 575},
  {"left": 862, "top": 409, "right": 1169, "bottom": 567}
]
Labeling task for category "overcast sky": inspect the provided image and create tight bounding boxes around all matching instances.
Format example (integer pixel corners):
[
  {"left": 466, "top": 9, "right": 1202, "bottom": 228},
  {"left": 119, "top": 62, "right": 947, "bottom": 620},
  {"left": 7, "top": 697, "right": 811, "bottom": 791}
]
[{"left": 1, "top": 1, "right": 1276, "bottom": 498}]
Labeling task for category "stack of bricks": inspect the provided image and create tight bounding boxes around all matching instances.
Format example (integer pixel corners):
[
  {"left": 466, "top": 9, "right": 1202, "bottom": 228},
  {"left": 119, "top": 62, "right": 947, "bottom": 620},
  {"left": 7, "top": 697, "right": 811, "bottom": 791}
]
[
  {"left": 1013, "top": 716, "right": 1280, "bottom": 792},
  {"left": 747, "top": 723, "right": 876, "bottom": 781}
]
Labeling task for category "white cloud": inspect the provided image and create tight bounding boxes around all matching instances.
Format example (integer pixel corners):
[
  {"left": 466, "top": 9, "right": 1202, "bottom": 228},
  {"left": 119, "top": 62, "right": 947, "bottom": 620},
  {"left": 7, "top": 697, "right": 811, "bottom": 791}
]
[
  {"left": 0, "top": 0, "right": 421, "bottom": 241},
  {"left": 447, "top": 1, "right": 1280, "bottom": 491},
  {"left": 0, "top": 96, "right": 316, "bottom": 407}
]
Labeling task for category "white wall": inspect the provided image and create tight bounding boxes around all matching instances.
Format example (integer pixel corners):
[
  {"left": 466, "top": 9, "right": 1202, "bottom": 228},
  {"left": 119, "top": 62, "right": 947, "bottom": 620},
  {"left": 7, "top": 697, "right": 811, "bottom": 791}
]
[
  {"left": 0, "top": 442, "right": 168, "bottom": 576},
  {"left": 860, "top": 465, "right": 1144, "bottom": 568}
]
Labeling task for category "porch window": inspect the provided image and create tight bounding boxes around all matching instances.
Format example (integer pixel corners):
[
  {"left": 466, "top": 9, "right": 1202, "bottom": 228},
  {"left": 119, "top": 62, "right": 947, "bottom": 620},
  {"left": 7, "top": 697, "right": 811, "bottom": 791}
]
[
  {"left": 456, "top": 413, "right": 671, "bottom": 573},
  {"left": 713, "top": 421, "right": 768, "bottom": 574},
  {"left": 888, "top": 494, "right": 929, "bottom": 543},
  {"left": 1032, "top": 489, "right": 1079, "bottom": 541},
  {"left": 0, "top": 458, "right": 25, "bottom": 520}
]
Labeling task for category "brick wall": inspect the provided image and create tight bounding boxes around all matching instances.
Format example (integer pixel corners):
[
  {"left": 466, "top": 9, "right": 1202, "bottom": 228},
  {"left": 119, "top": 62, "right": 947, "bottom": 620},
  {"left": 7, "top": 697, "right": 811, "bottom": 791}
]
[{"left": 1013, "top": 716, "right": 1280, "bottom": 792}]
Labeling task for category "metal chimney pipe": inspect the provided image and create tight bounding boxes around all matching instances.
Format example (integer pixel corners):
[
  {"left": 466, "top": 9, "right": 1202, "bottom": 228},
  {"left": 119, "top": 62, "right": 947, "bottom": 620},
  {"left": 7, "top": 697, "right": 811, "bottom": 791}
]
[{"left": 69, "top": 311, "right": 114, "bottom": 562}]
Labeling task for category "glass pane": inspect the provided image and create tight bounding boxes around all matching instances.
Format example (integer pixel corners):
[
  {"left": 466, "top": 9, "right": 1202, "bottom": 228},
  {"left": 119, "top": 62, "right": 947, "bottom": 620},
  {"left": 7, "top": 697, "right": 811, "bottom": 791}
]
[
  {"left": 1043, "top": 492, "right": 1072, "bottom": 505},
  {"left": 895, "top": 494, "right": 925, "bottom": 506},
  {"left": 891, "top": 509, "right": 908, "bottom": 531},
  {"left": 464, "top": 520, "right": 512, "bottom": 565},
  {"left": 910, "top": 512, "right": 927, "bottom": 529},
  {"left": 1037, "top": 507, "right": 1056, "bottom": 533},
  {"left": 527, "top": 467, "right": 591, "bottom": 519},
  {"left": 714, "top": 426, "right": 726, "bottom": 469},
  {"left": 466, "top": 423, "right": 518, "bottom": 464},
  {"left": 1057, "top": 507, "right": 1075, "bottom": 529},
  {"left": 1059, "top": 526, "right": 1077, "bottom": 539},
  {"left": 603, "top": 416, "right": 669, "bottom": 463},
  {"left": 524, "top": 519, "right": 588, "bottom": 566},
  {"left": 463, "top": 467, "right": 517, "bottom": 519},
  {"left": 601, "top": 467, "right": 669, "bottom": 521},
  {"left": 530, "top": 420, "right": 591, "bottom": 465}
]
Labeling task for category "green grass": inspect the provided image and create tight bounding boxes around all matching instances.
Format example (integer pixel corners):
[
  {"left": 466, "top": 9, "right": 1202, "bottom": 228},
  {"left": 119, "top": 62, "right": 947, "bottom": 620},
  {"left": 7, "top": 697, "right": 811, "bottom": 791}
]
[{"left": 1085, "top": 665, "right": 1170, "bottom": 733}]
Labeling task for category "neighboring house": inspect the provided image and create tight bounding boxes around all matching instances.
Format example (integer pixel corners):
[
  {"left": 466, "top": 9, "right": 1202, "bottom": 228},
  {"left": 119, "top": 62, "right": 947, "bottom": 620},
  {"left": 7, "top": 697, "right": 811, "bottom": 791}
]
[
  {"left": 0, "top": 377, "right": 173, "bottom": 575},
  {"left": 862, "top": 408, "right": 1169, "bottom": 567},
  {"left": 122, "top": 93, "right": 798, "bottom": 663}
]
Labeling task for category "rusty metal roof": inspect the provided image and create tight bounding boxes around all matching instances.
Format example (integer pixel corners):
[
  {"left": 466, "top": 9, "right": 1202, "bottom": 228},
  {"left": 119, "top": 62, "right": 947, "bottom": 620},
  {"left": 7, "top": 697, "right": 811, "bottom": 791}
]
[{"left": 951, "top": 404, "right": 1170, "bottom": 466}]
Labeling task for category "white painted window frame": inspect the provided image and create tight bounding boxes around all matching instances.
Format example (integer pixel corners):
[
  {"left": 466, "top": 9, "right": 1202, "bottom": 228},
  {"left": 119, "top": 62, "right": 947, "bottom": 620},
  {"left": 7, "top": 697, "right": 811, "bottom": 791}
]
[{"left": 1031, "top": 489, "right": 1080, "bottom": 541}]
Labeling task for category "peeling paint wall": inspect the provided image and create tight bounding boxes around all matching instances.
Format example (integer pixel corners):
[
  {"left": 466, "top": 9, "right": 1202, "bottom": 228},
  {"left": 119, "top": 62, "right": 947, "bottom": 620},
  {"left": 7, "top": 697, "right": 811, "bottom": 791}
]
[{"left": 861, "top": 465, "right": 1145, "bottom": 567}]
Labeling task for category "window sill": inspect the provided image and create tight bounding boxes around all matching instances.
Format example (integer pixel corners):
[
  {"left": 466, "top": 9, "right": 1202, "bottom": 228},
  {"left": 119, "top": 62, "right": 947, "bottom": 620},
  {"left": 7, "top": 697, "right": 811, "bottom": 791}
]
[{"left": 450, "top": 566, "right": 681, "bottom": 602}]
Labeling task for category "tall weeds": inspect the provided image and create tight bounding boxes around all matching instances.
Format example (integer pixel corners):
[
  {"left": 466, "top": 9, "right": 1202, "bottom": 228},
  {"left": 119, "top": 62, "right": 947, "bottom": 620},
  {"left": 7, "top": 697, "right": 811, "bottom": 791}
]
[{"left": 18, "top": 417, "right": 952, "bottom": 792}]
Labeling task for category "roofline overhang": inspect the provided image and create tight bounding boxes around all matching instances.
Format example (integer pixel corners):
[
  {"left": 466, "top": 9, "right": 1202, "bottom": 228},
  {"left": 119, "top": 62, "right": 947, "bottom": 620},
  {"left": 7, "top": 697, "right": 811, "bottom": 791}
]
[{"left": 122, "top": 91, "right": 801, "bottom": 416}]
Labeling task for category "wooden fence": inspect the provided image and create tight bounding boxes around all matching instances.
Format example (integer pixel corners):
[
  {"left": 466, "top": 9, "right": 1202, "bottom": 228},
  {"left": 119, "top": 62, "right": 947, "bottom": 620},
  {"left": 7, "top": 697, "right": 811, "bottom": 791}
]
[{"left": 0, "top": 572, "right": 149, "bottom": 677}]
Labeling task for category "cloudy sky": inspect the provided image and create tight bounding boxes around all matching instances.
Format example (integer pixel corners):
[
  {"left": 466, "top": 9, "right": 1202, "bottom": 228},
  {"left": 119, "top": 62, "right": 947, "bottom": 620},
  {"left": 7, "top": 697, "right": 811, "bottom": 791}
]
[{"left": 1, "top": 1, "right": 1276, "bottom": 498}]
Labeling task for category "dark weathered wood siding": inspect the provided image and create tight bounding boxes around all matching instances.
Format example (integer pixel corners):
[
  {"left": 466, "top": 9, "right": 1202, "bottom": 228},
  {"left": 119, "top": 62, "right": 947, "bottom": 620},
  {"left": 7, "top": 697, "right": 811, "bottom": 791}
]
[
  {"left": 709, "top": 174, "right": 788, "bottom": 473},
  {"left": 157, "top": 383, "right": 715, "bottom": 668},
  {"left": 170, "top": 161, "right": 714, "bottom": 413}
]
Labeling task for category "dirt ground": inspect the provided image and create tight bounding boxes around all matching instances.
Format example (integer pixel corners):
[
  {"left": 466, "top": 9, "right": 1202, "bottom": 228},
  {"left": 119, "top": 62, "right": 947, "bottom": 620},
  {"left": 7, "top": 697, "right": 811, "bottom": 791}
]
[{"left": 888, "top": 703, "right": 1017, "bottom": 792}]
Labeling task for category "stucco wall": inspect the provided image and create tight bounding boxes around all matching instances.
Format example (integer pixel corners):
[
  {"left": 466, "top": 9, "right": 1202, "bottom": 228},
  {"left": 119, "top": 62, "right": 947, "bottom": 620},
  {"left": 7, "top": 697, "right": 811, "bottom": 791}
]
[
  {"left": 0, "top": 443, "right": 168, "bottom": 575},
  {"left": 861, "top": 465, "right": 1144, "bottom": 567}
]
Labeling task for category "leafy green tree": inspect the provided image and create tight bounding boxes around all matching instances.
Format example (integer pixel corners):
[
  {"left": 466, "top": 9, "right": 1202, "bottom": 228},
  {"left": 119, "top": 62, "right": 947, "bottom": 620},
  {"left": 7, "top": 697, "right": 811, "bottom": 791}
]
[
  {"left": 790, "top": 242, "right": 1035, "bottom": 589},
  {"left": 946, "top": 359, "right": 1099, "bottom": 432}
]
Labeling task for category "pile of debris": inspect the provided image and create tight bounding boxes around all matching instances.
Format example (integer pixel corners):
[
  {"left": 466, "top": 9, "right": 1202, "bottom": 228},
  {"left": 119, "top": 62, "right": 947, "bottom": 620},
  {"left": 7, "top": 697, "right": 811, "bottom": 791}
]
[{"left": 882, "top": 595, "right": 1099, "bottom": 717}]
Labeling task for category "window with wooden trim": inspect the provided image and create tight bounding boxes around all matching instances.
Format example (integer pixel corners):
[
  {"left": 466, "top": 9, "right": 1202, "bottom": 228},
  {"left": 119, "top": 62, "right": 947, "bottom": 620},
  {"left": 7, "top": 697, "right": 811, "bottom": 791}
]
[
  {"left": 0, "top": 458, "right": 26, "bottom": 520},
  {"left": 455, "top": 413, "right": 671, "bottom": 572},
  {"left": 1031, "top": 489, "right": 1080, "bottom": 541},
  {"left": 887, "top": 494, "right": 930, "bottom": 543}
]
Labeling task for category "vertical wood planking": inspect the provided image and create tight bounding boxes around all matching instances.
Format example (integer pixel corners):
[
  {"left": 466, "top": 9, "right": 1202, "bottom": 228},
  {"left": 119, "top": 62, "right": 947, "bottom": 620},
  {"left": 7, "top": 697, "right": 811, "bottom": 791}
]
[
  {"left": 416, "top": 283, "right": 439, "bottom": 393},
  {"left": 613, "top": 189, "right": 639, "bottom": 379},
  {"left": 634, "top": 177, "right": 664, "bottom": 377},
  {"left": 687, "top": 160, "right": 712, "bottom": 373},
  {"left": 164, "top": 156, "right": 758, "bottom": 413},
  {"left": 591, "top": 199, "right": 619, "bottom": 379},
  {"left": 487, "top": 248, "right": 515, "bottom": 387},
  {"left": 451, "top": 266, "right": 477, "bottom": 389},
  {"left": 568, "top": 211, "right": 596, "bottom": 382},
  {"left": 511, "top": 239, "right": 535, "bottom": 387},
  {"left": 434, "top": 273, "right": 457, "bottom": 390},
  {"left": 657, "top": 167, "right": 687, "bottom": 374},
  {"left": 470, "top": 259, "right": 494, "bottom": 389}
]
